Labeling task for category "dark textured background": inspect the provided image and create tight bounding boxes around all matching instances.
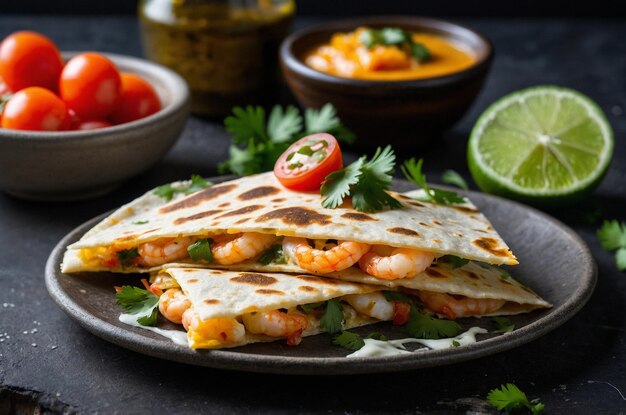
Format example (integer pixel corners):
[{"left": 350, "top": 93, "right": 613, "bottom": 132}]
[{"left": 1, "top": 12, "right": 625, "bottom": 415}]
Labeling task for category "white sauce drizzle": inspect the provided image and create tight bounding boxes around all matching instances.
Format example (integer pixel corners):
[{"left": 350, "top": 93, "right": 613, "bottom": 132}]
[
  {"left": 119, "top": 313, "right": 188, "bottom": 346},
  {"left": 347, "top": 327, "right": 488, "bottom": 358}
]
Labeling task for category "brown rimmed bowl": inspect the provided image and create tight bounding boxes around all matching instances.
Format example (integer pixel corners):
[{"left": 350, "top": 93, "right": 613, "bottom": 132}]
[
  {"left": 280, "top": 16, "right": 493, "bottom": 150},
  {"left": 0, "top": 52, "right": 190, "bottom": 201}
]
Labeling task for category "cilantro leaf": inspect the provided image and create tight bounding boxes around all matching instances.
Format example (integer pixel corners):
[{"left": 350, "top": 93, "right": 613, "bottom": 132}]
[
  {"left": 383, "top": 290, "right": 461, "bottom": 339},
  {"left": 616, "top": 248, "right": 626, "bottom": 271},
  {"left": 359, "top": 27, "right": 430, "bottom": 62},
  {"left": 451, "top": 339, "right": 461, "bottom": 347},
  {"left": 320, "top": 299, "right": 344, "bottom": 334},
  {"left": 132, "top": 220, "right": 149, "bottom": 225},
  {"left": 487, "top": 384, "right": 545, "bottom": 414},
  {"left": 598, "top": 220, "right": 626, "bottom": 250},
  {"left": 267, "top": 105, "right": 302, "bottom": 143},
  {"left": 221, "top": 103, "right": 353, "bottom": 175},
  {"left": 320, "top": 157, "right": 363, "bottom": 209},
  {"left": 492, "top": 317, "right": 515, "bottom": 334},
  {"left": 153, "top": 175, "right": 212, "bottom": 201},
  {"left": 442, "top": 255, "right": 470, "bottom": 269},
  {"left": 322, "top": 146, "right": 402, "bottom": 213},
  {"left": 364, "top": 332, "right": 387, "bottom": 341},
  {"left": 187, "top": 238, "right": 213, "bottom": 262},
  {"left": 117, "top": 248, "right": 139, "bottom": 267},
  {"left": 257, "top": 244, "right": 287, "bottom": 265},
  {"left": 224, "top": 106, "right": 268, "bottom": 145},
  {"left": 299, "top": 301, "right": 326, "bottom": 314},
  {"left": 403, "top": 307, "right": 461, "bottom": 339},
  {"left": 115, "top": 286, "right": 159, "bottom": 326},
  {"left": 441, "top": 169, "right": 469, "bottom": 190},
  {"left": 402, "top": 158, "right": 465, "bottom": 205},
  {"left": 332, "top": 331, "right": 365, "bottom": 351}
]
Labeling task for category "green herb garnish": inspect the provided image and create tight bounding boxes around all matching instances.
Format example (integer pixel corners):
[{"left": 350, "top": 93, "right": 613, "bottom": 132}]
[
  {"left": 500, "top": 270, "right": 528, "bottom": 288},
  {"left": 319, "top": 299, "right": 344, "bottom": 334},
  {"left": 0, "top": 94, "right": 12, "bottom": 113},
  {"left": 442, "top": 169, "right": 469, "bottom": 190},
  {"left": 402, "top": 158, "right": 465, "bottom": 205},
  {"left": 132, "top": 220, "right": 149, "bottom": 225},
  {"left": 153, "top": 175, "right": 212, "bottom": 201},
  {"left": 321, "top": 145, "right": 402, "bottom": 212},
  {"left": 299, "top": 301, "right": 326, "bottom": 314},
  {"left": 116, "top": 248, "right": 139, "bottom": 267},
  {"left": 451, "top": 339, "right": 461, "bottom": 347},
  {"left": 597, "top": 219, "right": 626, "bottom": 271},
  {"left": 115, "top": 286, "right": 159, "bottom": 326},
  {"left": 492, "top": 317, "right": 515, "bottom": 334},
  {"left": 219, "top": 104, "right": 354, "bottom": 176},
  {"left": 442, "top": 255, "right": 470, "bottom": 269},
  {"left": 332, "top": 331, "right": 389, "bottom": 351},
  {"left": 257, "top": 244, "right": 287, "bottom": 265},
  {"left": 332, "top": 331, "right": 365, "bottom": 351},
  {"left": 187, "top": 238, "right": 214, "bottom": 262},
  {"left": 360, "top": 27, "right": 431, "bottom": 62},
  {"left": 382, "top": 291, "right": 461, "bottom": 339},
  {"left": 487, "top": 384, "right": 545, "bottom": 414}
]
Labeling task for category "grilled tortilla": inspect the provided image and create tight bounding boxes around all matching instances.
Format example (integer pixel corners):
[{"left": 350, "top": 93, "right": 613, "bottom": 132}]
[
  {"left": 62, "top": 172, "right": 517, "bottom": 276},
  {"left": 151, "top": 268, "right": 384, "bottom": 349}
]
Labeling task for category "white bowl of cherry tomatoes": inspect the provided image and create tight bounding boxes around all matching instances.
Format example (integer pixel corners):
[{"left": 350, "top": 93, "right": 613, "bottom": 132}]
[{"left": 0, "top": 31, "right": 190, "bottom": 201}]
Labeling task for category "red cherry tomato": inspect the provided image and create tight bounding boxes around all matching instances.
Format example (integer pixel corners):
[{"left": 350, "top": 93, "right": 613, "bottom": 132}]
[
  {"left": 1, "top": 87, "right": 70, "bottom": 131},
  {"left": 274, "top": 133, "right": 343, "bottom": 191},
  {"left": 0, "top": 31, "right": 63, "bottom": 92},
  {"left": 110, "top": 73, "right": 161, "bottom": 124},
  {"left": 75, "top": 120, "right": 113, "bottom": 130},
  {"left": 59, "top": 52, "right": 121, "bottom": 120},
  {"left": 0, "top": 77, "right": 11, "bottom": 95}
]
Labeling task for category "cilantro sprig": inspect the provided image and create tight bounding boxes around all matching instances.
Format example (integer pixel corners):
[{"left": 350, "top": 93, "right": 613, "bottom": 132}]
[
  {"left": 382, "top": 291, "right": 461, "bottom": 339},
  {"left": 187, "top": 238, "right": 214, "bottom": 262},
  {"left": 441, "top": 255, "right": 470, "bottom": 269},
  {"left": 333, "top": 331, "right": 388, "bottom": 351},
  {"left": 597, "top": 220, "right": 626, "bottom": 271},
  {"left": 487, "top": 384, "right": 545, "bottom": 414},
  {"left": 359, "top": 27, "right": 431, "bottom": 62},
  {"left": 219, "top": 104, "right": 355, "bottom": 176},
  {"left": 257, "top": 244, "right": 287, "bottom": 265},
  {"left": 441, "top": 169, "right": 469, "bottom": 190},
  {"left": 492, "top": 317, "right": 515, "bottom": 334},
  {"left": 117, "top": 248, "right": 139, "bottom": 268},
  {"left": 321, "top": 145, "right": 402, "bottom": 212},
  {"left": 115, "top": 286, "right": 159, "bottom": 326},
  {"left": 153, "top": 175, "right": 212, "bottom": 201},
  {"left": 402, "top": 158, "right": 465, "bottom": 205},
  {"left": 319, "top": 299, "right": 344, "bottom": 334}
]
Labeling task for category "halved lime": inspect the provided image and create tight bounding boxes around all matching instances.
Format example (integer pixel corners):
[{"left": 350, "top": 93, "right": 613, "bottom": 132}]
[{"left": 468, "top": 86, "right": 614, "bottom": 206}]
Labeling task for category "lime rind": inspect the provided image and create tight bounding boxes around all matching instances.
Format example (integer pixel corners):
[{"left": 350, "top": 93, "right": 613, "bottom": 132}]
[{"left": 469, "top": 85, "right": 613, "bottom": 197}]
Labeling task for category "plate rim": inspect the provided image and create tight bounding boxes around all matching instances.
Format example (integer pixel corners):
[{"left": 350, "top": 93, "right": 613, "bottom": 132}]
[{"left": 45, "top": 178, "right": 597, "bottom": 375}]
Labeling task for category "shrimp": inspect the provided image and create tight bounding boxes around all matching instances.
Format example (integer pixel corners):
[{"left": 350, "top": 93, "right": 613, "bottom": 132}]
[
  {"left": 282, "top": 237, "right": 370, "bottom": 274},
  {"left": 418, "top": 290, "right": 506, "bottom": 320},
  {"left": 211, "top": 233, "right": 276, "bottom": 265},
  {"left": 159, "top": 288, "right": 191, "bottom": 324},
  {"left": 138, "top": 236, "right": 194, "bottom": 266},
  {"left": 358, "top": 245, "right": 435, "bottom": 280},
  {"left": 182, "top": 308, "right": 246, "bottom": 346},
  {"left": 241, "top": 309, "right": 309, "bottom": 346},
  {"left": 342, "top": 292, "right": 394, "bottom": 321}
]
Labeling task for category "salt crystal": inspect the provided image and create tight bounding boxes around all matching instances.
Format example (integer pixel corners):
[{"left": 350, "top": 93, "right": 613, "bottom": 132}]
[{"left": 31, "top": 343, "right": 37, "bottom": 347}]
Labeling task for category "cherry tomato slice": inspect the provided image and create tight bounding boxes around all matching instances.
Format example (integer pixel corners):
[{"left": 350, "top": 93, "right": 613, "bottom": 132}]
[
  {"left": 274, "top": 133, "right": 342, "bottom": 191},
  {"left": 1, "top": 86, "right": 70, "bottom": 131},
  {"left": 110, "top": 73, "right": 161, "bottom": 124},
  {"left": 0, "top": 31, "right": 63, "bottom": 92},
  {"left": 59, "top": 52, "right": 121, "bottom": 120}
]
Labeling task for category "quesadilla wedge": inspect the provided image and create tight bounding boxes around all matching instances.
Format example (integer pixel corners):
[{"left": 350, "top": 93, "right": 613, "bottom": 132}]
[
  {"left": 141, "top": 268, "right": 389, "bottom": 349},
  {"left": 62, "top": 172, "right": 517, "bottom": 282}
]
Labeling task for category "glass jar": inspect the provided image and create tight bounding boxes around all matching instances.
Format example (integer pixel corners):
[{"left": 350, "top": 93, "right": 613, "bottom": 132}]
[{"left": 138, "top": 0, "right": 295, "bottom": 117}]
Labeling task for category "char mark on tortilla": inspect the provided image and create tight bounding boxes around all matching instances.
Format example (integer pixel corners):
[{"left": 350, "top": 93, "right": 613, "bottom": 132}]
[
  {"left": 256, "top": 207, "right": 332, "bottom": 226},
  {"left": 341, "top": 212, "right": 377, "bottom": 221},
  {"left": 230, "top": 273, "right": 278, "bottom": 286},
  {"left": 216, "top": 205, "right": 263, "bottom": 218},
  {"left": 174, "top": 210, "right": 223, "bottom": 225},
  {"left": 387, "top": 227, "right": 420, "bottom": 237},
  {"left": 473, "top": 237, "right": 512, "bottom": 257},
  {"left": 160, "top": 184, "right": 237, "bottom": 213},
  {"left": 238, "top": 186, "right": 280, "bottom": 200}
]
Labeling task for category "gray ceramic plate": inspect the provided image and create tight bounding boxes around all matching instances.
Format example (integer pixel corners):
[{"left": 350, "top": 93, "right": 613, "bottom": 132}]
[{"left": 45, "top": 179, "right": 596, "bottom": 375}]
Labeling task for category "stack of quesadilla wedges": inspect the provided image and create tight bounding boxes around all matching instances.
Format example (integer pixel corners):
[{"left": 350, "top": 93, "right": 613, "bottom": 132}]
[{"left": 62, "top": 172, "right": 550, "bottom": 349}]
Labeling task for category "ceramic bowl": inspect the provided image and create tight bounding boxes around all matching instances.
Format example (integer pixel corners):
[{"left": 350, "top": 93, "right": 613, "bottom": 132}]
[
  {"left": 280, "top": 16, "right": 493, "bottom": 150},
  {"left": 0, "top": 52, "right": 190, "bottom": 201}
]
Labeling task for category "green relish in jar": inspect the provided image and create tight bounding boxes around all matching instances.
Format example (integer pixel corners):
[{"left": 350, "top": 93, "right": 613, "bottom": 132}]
[{"left": 138, "top": 0, "right": 294, "bottom": 116}]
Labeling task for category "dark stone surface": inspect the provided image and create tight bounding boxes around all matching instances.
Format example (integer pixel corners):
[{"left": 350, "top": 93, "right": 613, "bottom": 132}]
[{"left": 1, "top": 15, "right": 625, "bottom": 414}]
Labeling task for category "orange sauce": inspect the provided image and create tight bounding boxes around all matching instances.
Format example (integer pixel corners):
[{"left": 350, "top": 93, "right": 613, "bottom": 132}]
[{"left": 305, "top": 28, "right": 476, "bottom": 81}]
